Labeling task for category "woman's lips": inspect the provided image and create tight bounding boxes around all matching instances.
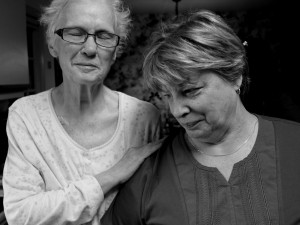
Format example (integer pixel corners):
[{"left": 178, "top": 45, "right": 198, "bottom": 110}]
[
  {"left": 184, "top": 120, "right": 202, "bottom": 129},
  {"left": 75, "top": 64, "right": 98, "bottom": 72}
]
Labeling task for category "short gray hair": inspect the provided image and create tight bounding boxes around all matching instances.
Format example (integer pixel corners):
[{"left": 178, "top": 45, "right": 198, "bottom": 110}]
[
  {"left": 143, "top": 10, "right": 249, "bottom": 95},
  {"left": 40, "top": 0, "right": 131, "bottom": 56}
]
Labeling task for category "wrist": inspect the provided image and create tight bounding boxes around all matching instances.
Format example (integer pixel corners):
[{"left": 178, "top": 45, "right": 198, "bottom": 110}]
[{"left": 95, "top": 171, "right": 120, "bottom": 195}]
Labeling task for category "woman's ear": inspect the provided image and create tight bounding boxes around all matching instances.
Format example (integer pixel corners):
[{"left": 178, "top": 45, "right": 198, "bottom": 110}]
[
  {"left": 110, "top": 49, "right": 117, "bottom": 66},
  {"left": 48, "top": 42, "right": 58, "bottom": 58},
  {"left": 235, "top": 75, "right": 243, "bottom": 89}
]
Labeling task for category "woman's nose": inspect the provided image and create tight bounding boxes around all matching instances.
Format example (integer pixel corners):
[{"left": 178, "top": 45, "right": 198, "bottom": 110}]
[
  {"left": 169, "top": 97, "right": 190, "bottom": 119},
  {"left": 81, "top": 36, "right": 97, "bottom": 56}
]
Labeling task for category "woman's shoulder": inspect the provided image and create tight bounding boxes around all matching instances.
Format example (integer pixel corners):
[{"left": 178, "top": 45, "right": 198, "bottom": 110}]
[
  {"left": 119, "top": 92, "right": 160, "bottom": 118},
  {"left": 119, "top": 92, "right": 158, "bottom": 108},
  {"left": 260, "top": 117, "right": 300, "bottom": 222},
  {"left": 259, "top": 114, "right": 300, "bottom": 132},
  {"left": 9, "top": 89, "right": 51, "bottom": 115}
]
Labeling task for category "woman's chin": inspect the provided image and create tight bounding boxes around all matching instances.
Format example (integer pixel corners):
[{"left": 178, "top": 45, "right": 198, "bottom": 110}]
[
  {"left": 186, "top": 129, "right": 204, "bottom": 139},
  {"left": 186, "top": 126, "right": 215, "bottom": 142}
]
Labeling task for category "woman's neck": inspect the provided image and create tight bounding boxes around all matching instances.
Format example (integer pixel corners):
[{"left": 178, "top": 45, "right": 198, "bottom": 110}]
[
  {"left": 59, "top": 82, "right": 105, "bottom": 107},
  {"left": 52, "top": 82, "right": 113, "bottom": 119}
]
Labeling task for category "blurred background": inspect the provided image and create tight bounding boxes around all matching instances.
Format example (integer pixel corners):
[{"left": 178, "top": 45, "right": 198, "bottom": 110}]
[{"left": 0, "top": 0, "right": 299, "bottom": 213}]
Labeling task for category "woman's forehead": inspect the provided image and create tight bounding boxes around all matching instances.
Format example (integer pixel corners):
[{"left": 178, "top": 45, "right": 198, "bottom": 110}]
[{"left": 57, "top": 0, "right": 115, "bottom": 32}]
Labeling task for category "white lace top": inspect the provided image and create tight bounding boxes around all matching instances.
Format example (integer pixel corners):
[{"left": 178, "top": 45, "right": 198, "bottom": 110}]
[{"left": 3, "top": 89, "right": 161, "bottom": 225}]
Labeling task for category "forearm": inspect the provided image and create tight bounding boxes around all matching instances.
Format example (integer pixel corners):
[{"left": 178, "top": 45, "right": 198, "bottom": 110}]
[
  {"left": 95, "top": 170, "right": 119, "bottom": 195},
  {"left": 3, "top": 175, "right": 102, "bottom": 225},
  {"left": 95, "top": 140, "right": 163, "bottom": 195}
]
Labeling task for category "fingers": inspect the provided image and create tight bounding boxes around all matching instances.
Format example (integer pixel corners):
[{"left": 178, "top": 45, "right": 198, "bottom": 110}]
[
  {"left": 151, "top": 137, "right": 167, "bottom": 145},
  {"left": 144, "top": 138, "right": 165, "bottom": 154},
  {"left": 98, "top": 138, "right": 167, "bottom": 191},
  {"left": 130, "top": 138, "right": 165, "bottom": 159},
  {"left": 117, "top": 140, "right": 164, "bottom": 181},
  {"left": 134, "top": 136, "right": 166, "bottom": 149}
]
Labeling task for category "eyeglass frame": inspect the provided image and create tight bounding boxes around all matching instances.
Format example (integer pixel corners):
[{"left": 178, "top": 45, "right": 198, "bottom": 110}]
[{"left": 54, "top": 27, "right": 120, "bottom": 48}]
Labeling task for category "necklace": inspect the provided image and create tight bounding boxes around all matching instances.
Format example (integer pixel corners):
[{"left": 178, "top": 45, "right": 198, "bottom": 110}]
[{"left": 187, "top": 119, "right": 258, "bottom": 157}]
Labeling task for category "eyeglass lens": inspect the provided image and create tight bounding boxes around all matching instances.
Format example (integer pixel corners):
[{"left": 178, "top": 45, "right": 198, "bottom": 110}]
[{"left": 62, "top": 28, "right": 118, "bottom": 47}]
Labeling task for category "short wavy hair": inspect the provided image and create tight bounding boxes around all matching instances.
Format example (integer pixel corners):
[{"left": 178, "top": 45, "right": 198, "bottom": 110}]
[
  {"left": 143, "top": 10, "right": 249, "bottom": 95},
  {"left": 40, "top": 0, "right": 131, "bottom": 57}
]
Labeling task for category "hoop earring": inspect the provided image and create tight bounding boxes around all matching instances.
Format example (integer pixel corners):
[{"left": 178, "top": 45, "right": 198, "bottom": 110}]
[{"left": 236, "top": 88, "right": 241, "bottom": 95}]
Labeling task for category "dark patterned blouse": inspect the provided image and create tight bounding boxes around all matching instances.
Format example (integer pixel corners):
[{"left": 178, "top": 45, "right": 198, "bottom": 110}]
[{"left": 102, "top": 115, "right": 300, "bottom": 225}]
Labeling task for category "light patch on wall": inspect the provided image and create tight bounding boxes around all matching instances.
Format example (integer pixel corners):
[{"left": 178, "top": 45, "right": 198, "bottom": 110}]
[{"left": 0, "top": 0, "right": 29, "bottom": 86}]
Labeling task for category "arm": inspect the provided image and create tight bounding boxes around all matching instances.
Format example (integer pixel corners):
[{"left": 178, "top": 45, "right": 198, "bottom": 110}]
[
  {"left": 3, "top": 111, "right": 102, "bottom": 225},
  {"left": 95, "top": 141, "right": 162, "bottom": 194}
]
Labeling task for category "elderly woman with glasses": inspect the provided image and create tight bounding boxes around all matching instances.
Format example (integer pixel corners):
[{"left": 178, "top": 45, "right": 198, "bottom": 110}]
[
  {"left": 101, "top": 10, "right": 300, "bottom": 225},
  {"left": 2, "top": 0, "right": 162, "bottom": 224}
]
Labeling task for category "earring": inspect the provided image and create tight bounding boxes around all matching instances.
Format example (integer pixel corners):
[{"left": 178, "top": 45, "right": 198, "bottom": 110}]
[{"left": 236, "top": 88, "right": 241, "bottom": 95}]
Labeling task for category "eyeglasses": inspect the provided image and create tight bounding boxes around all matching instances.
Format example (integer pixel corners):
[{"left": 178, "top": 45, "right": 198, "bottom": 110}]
[{"left": 54, "top": 27, "right": 120, "bottom": 48}]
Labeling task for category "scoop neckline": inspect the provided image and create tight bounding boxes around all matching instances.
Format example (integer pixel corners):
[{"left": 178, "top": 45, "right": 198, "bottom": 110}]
[{"left": 47, "top": 88, "right": 123, "bottom": 151}]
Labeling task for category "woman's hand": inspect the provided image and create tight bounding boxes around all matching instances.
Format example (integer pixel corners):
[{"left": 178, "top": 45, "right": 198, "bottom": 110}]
[{"left": 95, "top": 139, "right": 164, "bottom": 195}]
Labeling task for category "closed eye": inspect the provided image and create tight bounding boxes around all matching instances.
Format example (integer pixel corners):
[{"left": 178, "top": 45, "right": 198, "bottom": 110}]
[
  {"left": 182, "top": 87, "right": 202, "bottom": 97},
  {"left": 162, "top": 93, "right": 171, "bottom": 98},
  {"left": 96, "top": 32, "right": 114, "bottom": 39},
  {"left": 159, "top": 92, "right": 171, "bottom": 99},
  {"left": 65, "top": 28, "right": 85, "bottom": 36}
]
